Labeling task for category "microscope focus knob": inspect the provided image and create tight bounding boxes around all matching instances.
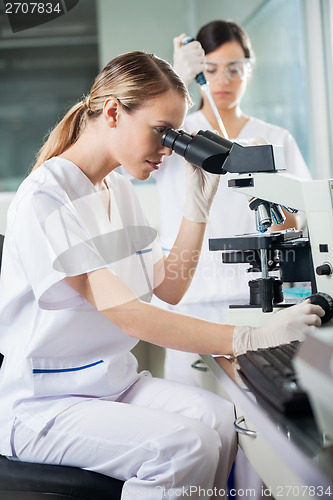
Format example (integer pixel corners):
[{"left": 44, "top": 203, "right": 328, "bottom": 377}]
[
  {"left": 307, "top": 292, "right": 333, "bottom": 323},
  {"left": 316, "top": 263, "right": 332, "bottom": 276}
]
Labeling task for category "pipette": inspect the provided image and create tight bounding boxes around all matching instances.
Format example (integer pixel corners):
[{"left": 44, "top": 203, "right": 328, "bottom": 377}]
[{"left": 182, "top": 36, "right": 229, "bottom": 139}]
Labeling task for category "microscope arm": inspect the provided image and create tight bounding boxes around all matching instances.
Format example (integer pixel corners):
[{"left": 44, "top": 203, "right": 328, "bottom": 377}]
[
  {"left": 231, "top": 172, "right": 333, "bottom": 298},
  {"left": 228, "top": 172, "right": 307, "bottom": 212}
]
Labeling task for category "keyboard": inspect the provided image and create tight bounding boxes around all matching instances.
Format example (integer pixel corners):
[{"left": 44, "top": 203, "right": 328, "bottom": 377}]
[{"left": 236, "top": 341, "right": 312, "bottom": 416}]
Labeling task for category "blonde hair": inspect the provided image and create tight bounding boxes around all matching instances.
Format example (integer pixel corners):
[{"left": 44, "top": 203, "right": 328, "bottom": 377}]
[{"left": 32, "top": 51, "right": 191, "bottom": 171}]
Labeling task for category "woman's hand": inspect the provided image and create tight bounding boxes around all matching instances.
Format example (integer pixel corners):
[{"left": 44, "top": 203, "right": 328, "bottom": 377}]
[
  {"left": 183, "top": 160, "right": 220, "bottom": 223},
  {"left": 232, "top": 300, "right": 325, "bottom": 356},
  {"left": 173, "top": 33, "right": 206, "bottom": 86}
]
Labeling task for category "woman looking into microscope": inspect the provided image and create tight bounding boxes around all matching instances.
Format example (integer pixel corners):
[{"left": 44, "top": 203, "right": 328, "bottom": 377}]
[{"left": 0, "top": 49, "right": 322, "bottom": 500}]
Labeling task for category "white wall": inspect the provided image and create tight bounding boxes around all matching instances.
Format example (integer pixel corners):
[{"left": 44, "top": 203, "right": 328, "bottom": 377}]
[
  {"left": 303, "top": 0, "right": 332, "bottom": 178},
  {"left": 97, "top": 0, "right": 266, "bottom": 68},
  {"left": 0, "top": 193, "right": 15, "bottom": 235}
]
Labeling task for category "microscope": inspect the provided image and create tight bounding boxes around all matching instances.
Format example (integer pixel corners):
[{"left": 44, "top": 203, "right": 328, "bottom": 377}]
[{"left": 162, "top": 128, "right": 333, "bottom": 445}]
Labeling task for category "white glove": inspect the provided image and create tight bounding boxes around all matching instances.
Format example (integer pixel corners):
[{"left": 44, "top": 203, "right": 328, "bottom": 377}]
[
  {"left": 232, "top": 300, "right": 325, "bottom": 356},
  {"left": 183, "top": 160, "right": 220, "bottom": 223},
  {"left": 173, "top": 33, "right": 206, "bottom": 86}
]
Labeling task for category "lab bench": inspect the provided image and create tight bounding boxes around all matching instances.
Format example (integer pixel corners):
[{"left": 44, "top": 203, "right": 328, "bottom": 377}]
[{"left": 201, "top": 354, "right": 333, "bottom": 500}]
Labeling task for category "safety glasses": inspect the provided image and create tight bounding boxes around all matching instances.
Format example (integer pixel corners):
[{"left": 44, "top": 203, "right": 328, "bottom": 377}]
[{"left": 205, "top": 58, "right": 254, "bottom": 82}]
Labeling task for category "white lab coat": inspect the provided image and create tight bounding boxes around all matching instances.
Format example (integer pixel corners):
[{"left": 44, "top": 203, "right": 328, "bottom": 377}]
[
  {"left": 0, "top": 157, "right": 237, "bottom": 499},
  {"left": 0, "top": 158, "right": 162, "bottom": 451}
]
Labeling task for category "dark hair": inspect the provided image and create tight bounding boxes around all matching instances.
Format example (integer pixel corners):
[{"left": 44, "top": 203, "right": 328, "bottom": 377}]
[
  {"left": 33, "top": 51, "right": 190, "bottom": 170},
  {"left": 197, "top": 20, "right": 254, "bottom": 59}
]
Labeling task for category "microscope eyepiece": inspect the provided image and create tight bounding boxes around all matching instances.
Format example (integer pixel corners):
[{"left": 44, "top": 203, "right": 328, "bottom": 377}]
[
  {"left": 161, "top": 129, "right": 233, "bottom": 174},
  {"left": 161, "top": 129, "right": 193, "bottom": 158},
  {"left": 161, "top": 128, "right": 285, "bottom": 175}
]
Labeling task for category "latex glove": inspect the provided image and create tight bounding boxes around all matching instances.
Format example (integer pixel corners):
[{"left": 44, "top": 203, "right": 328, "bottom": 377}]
[
  {"left": 183, "top": 160, "right": 220, "bottom": 223},
  {"left": 233, "top": 300, "right": 325, "bottom": 357},
  {"left": 173, "top": 33, "right": 206, "bottom": 85}
]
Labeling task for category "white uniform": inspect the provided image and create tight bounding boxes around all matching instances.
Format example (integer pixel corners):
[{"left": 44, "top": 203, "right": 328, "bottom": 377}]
[
  {"left": 153, "top": 110, "right": 311, "bottom": 383},
  {"left": 0, "top": 157, "right": 237, "bottom": 499}
]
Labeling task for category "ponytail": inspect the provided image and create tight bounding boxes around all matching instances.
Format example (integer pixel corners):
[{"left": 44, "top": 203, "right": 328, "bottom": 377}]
[{"left": 32, "top": 98, "right": 90, "bottom": 171}]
